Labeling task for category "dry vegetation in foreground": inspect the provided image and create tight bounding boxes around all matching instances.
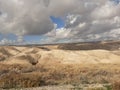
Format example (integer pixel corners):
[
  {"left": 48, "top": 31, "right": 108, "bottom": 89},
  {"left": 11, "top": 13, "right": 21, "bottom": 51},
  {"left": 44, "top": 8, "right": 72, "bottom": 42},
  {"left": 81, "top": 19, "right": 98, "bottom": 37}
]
[
  {"left": 0, "top": 63, "right": 119, "bottom": 90},
  {"left": 0, "top": 41, "right": 120, "bottom": 90}
]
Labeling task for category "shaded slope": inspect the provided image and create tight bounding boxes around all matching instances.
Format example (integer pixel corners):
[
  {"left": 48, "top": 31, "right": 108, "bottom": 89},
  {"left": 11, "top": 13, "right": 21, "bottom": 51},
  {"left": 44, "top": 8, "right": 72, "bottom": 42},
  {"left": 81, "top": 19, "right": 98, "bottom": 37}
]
[{"left": 58, "top": 41, "right": 120, "bottom": 50}]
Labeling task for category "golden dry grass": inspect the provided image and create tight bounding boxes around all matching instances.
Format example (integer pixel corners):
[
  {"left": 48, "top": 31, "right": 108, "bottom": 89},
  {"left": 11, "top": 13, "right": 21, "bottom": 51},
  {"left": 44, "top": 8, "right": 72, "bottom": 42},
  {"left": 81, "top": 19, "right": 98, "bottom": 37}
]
[
  {"left": 0, "top": 43, "right": 120, "bottom": 89},
  {"left": 0, "top": 63, "right": 119, "bottom": 89}
]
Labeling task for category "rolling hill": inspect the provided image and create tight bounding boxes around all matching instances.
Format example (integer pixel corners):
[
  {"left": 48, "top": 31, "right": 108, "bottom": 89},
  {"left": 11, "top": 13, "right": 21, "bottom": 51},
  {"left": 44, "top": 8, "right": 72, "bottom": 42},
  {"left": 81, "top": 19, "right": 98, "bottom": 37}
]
[{"left": 0, "top": 40, "right": 120, "bottom": 89}]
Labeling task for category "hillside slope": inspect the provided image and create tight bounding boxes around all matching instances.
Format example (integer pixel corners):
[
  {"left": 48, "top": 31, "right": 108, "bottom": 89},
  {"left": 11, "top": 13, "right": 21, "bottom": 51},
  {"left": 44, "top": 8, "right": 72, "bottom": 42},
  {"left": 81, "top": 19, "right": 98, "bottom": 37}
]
[
  {"left": 0, "top": 41, "right": 120, "bottom": 89},
  {"left": 0, "top": 41, "right": 120, "bottom": 65}
]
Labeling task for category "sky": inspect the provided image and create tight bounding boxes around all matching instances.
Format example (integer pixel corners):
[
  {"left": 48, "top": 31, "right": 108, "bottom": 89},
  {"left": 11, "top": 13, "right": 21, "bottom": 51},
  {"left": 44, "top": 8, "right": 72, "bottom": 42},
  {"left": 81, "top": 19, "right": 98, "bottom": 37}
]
[{"left": 0, "top": 0, "right": 120, "bottom": 45}]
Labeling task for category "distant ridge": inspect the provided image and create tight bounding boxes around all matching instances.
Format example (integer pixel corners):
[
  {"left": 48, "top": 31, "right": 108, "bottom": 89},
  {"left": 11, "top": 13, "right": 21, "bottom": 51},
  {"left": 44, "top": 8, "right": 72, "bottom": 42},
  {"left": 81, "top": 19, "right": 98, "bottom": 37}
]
[
  {"left": 58, "top": 40, "right": 120, "bottom": 50},
  {"left": 6, "top": 40, "right": 119, "bottom": 51},
  {"left": 1, "top": 39, "right": 120, "bottom": 47}
]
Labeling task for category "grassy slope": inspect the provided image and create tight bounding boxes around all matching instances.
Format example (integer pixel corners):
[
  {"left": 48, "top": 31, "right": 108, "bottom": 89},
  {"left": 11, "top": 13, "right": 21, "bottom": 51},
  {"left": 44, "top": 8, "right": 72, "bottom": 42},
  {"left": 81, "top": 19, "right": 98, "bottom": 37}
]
[{"left": 0, "top": 41, "right": 120, "bottom": 89}]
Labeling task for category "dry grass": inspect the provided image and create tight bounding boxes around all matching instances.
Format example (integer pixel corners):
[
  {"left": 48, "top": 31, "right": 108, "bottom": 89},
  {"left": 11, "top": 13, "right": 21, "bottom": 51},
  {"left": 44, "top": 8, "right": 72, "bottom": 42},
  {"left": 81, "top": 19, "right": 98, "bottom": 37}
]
[
  {"left": 0, "top": 63, "right": 119, "bottom": 89},
  {"left": 0, "top": 43, "right": 120, "bottom": 89}
]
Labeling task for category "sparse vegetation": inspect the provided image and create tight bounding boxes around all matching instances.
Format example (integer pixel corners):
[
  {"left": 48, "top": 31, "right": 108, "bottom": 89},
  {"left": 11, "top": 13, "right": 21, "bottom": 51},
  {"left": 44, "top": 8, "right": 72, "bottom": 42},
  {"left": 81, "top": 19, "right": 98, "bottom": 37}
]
[
  {"left": 0, "top": 42, "right": 120, "bottom": 89},
  {"left": 0, "top": 63, "right": 119, "bottom": 89}
]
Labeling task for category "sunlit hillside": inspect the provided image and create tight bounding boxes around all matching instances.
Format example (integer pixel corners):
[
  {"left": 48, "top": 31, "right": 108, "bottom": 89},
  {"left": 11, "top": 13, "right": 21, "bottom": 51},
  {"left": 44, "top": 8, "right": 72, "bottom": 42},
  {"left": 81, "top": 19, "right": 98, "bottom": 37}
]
[{"left": 0, "top": 41, "right": 120, "bottom": 90}]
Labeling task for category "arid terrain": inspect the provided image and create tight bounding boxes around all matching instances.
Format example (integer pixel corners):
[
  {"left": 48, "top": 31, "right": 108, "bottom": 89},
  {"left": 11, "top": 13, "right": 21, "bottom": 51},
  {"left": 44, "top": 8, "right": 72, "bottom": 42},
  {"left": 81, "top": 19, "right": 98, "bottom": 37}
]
[{"left": 0, "top": 40, "right": 120, "bottom": 90}]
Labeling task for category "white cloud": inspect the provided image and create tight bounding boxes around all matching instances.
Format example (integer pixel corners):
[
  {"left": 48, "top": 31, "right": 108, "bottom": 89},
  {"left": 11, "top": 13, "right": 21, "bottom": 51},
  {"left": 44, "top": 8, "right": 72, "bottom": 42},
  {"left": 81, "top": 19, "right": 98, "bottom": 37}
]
[
  {"left": 0, "top": 0, "right": 120, "bottom": 44},
  {"left": 0, "top": 0, "right": 54, "bottom": 36},
  {"left": 0, "top": 38, "right": 15, "bottom": 45},
  {"left": 91, "top": 1, "right": 119, "bottom": 19}
]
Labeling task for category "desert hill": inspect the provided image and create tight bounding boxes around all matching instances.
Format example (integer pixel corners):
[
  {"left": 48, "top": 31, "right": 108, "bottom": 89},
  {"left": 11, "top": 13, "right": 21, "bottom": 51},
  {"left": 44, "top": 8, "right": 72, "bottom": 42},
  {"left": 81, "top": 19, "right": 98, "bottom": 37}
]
[
  {"left": 0, "top": 40, "right": 120, "bottom": 65},
  {"left": 0, "top": 40, "right": 120, "bottom": 89}
]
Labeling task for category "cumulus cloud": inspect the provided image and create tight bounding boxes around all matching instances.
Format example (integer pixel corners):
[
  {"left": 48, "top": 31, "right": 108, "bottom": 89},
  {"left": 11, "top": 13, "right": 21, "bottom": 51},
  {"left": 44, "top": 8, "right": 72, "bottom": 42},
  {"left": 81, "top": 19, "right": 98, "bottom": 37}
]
[
  {"left": 43, "top": 0, "right": 120, "bottom": 43},
  {"left": 0, "top": 0, "right": 120, "bottom": 44},
  {"left": 0, "top": 38, "right": 15, "bottom": 45},
  {"left": 0, "top": 0, "right": 54, "bottom": 36}
]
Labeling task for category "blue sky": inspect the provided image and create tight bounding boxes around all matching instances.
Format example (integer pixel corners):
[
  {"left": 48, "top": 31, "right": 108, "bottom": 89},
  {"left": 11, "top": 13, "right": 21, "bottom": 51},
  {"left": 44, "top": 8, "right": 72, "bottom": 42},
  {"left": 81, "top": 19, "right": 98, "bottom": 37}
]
[
  {"left": 111, "top": 0, "right": 120, "bottom": 4},
  {"left": 24, "top": 35, "right": 44, "bottom": 43},
  {"left": 50, "top": 16, "right": 65, "bottom": 28},
  {"left": 0, "top": 33, "right": 16, "bottom": 40}
]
